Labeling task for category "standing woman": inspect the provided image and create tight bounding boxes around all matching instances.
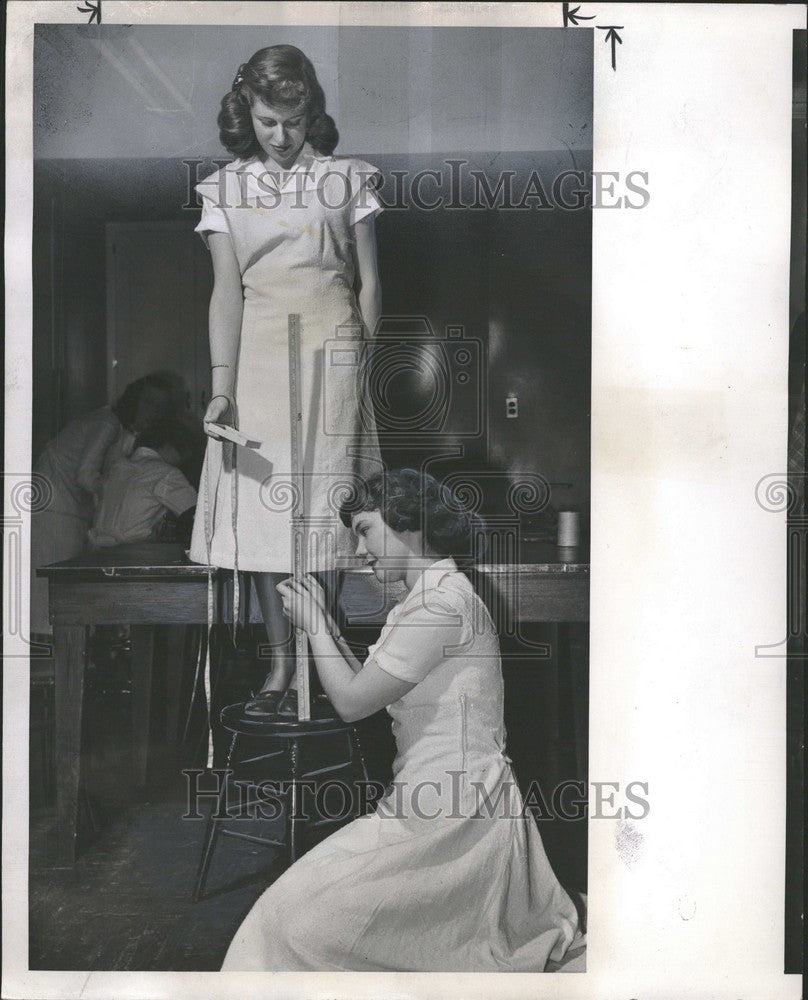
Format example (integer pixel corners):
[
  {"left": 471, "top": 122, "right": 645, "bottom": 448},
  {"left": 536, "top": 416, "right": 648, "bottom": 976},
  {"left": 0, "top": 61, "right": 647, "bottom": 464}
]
[{"left": 189, "top": 46, "right": 384, "bottom": 712}]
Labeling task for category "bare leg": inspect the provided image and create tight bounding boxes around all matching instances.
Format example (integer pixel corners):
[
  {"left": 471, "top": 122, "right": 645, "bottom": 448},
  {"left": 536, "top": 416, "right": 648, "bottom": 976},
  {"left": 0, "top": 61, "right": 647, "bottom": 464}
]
[
  {"left": 247, "top": 570, "right": 343, "bottom": 716},
  {"left": 252, "top": 572, "right": 295, "bottom": 693}
]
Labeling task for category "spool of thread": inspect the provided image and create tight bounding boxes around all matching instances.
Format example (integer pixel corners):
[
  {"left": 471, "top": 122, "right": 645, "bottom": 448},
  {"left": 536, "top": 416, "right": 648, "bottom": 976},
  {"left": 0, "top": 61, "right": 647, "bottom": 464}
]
[{"left": 557, "top": 510, "right": 580, "bottom": 547}]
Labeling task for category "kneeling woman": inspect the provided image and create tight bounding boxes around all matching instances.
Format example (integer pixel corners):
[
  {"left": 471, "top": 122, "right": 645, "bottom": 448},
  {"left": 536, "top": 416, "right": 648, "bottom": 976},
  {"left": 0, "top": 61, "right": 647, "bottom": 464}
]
[{"left": 222, "top": 469, "right": 585, "bottom": 972}]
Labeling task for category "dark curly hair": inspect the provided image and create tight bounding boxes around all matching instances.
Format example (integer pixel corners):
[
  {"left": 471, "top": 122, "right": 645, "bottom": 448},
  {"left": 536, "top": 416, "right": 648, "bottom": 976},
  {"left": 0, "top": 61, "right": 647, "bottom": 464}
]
[
  {"left": 218, "top": 45, "right": 338, "bottom": 159},
  {"left": 112, "top": 374, "right": 173, "bottom": 431},
  {"left": 339, "top": 469, "right": 488, "bottom": 567}
]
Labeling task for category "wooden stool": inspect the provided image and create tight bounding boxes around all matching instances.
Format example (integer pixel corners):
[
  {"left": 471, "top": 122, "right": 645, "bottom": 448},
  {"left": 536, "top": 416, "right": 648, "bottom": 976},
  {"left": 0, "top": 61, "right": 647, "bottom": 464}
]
[{"left": 192, "top": 703, "right": 369, "bottom": 902}]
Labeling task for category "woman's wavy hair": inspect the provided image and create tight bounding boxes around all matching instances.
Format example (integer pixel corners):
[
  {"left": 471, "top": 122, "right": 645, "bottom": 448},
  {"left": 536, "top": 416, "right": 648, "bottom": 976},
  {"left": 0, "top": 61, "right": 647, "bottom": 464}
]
[
  {"left": 218, "top": 45, "right": 338, "bottom": 159},
  {"left": 339, "top": 469, "right": 488, "bottom": 569},
  {"left": 112, "top": 374, "right": 173, "bottom": 431}
]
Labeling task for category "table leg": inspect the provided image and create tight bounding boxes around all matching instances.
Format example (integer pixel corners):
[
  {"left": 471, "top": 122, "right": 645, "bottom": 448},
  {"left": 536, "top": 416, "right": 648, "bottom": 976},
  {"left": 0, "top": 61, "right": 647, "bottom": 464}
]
[
  {"left": 162, "top": 626, "right": 187, "bottom": 743},
  {"left": 53, "top": 625, "right": 87, "bottom": 863},
  {"left": 570, "top": 625, "right": 590, "bottom": 783},
  {"left": 544, "top": 624, "right": 562, "bottom": 790},
  {"left": 130, "top": 625, "right": 155, "bottom": 786}
]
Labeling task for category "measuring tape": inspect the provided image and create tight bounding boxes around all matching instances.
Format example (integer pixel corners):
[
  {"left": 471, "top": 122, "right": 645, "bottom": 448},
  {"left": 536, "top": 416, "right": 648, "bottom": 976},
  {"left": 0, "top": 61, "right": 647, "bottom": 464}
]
[
  {"left": 189, "top": 316, "right": 309, "bottom": 761},
  {"left": 190, "top": 432, "right": 240, "bottom": 769},
  {"left": 289, "top": 312, "right": 311, "bottom": 722}
]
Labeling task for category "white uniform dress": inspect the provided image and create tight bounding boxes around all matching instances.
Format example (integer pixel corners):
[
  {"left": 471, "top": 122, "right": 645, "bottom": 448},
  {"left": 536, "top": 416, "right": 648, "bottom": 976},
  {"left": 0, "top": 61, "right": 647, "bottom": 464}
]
[
  {"left": 221, "top": 559, "right": 586, "bottom": 972},
  {"left": 189, "top": 144, "right": 384, "bottom": 573}
]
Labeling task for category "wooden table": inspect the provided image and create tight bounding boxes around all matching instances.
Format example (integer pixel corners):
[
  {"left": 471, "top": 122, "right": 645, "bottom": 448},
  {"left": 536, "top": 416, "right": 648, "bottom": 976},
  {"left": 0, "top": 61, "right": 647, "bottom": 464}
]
[{"left": 39, "top": 541, "right": 589, "bottom": 861}]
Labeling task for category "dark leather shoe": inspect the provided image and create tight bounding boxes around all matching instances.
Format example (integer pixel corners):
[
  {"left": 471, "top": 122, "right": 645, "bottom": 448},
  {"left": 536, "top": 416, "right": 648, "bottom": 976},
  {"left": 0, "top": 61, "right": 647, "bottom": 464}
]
[
  {"left": 277, "top": 689, "right": 298, "bottom": 717},
  {"left": 242, "top": 690, "right": 283, "bottom": 717},
  {"left": 278, "top": 689, "right": 339, "bottom": 719}
]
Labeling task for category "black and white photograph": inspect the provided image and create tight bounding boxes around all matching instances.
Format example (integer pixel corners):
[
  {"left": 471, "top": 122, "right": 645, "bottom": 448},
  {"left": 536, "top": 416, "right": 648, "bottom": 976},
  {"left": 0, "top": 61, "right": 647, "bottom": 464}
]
[
  {"left": 3, "top": 3, "right": 806, "bottom": 998},
  {"left": 25, "top": 15, "right": 593, "bottom": 975}
]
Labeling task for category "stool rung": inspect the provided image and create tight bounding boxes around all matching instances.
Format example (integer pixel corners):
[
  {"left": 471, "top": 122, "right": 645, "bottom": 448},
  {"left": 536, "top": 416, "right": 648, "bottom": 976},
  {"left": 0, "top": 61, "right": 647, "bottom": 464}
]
[
  {"left": 238, "top": 749, "right": 286, "bottom": 765},
  {"left": 307, "top": 815, "right": 352, "bottom": 829},
  {"left": 236, "top": 792, "right": 285, "bottom": 810},
  {"left": 220, "top": 829, "right": 285, "bottom": 848},
  {"left": 301, "top": 759, "right": 354, "bottom": 778},
  {"left": 194, "top": 712, "right": 367, "bottom": 901}
]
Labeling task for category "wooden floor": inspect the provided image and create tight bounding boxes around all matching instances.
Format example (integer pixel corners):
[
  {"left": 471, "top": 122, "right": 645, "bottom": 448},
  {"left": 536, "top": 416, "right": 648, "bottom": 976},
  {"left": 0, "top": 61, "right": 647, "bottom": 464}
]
[
  {"left": 28, "top": 625, "right": 587, "bottom": 972},
  {"left": 28, "top": 627, "right": 390, "bottom": 971},
  {"left": 30, "top": 789, "right": 277, "bottom": 971},
  {"left": 29, "top": 693, "right": 276, "bottom": 969}
]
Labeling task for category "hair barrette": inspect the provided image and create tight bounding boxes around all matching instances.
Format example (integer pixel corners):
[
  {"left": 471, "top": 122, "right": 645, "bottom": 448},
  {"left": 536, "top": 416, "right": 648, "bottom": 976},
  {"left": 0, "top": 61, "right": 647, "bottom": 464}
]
[{"left": 232, "top": 64, "right": 247, "bottom": 89}]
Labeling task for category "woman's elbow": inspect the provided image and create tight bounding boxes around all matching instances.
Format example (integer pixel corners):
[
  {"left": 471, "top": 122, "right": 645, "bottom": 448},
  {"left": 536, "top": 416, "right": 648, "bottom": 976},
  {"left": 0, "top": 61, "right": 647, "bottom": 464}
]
[
  {"left": 362, "top": 274, "right": 381, "bottom": 304},
  {"left": 332, "top": 701, "right": 365, "bottom": 724},
  {"left": 330, "top": 694, "right": 371, "bottom": 724},
  {"left": 210, "top": 287, "right": 243, "bottom": 321},
  {"left": 76, "top": 471, "right": 99, "bottom": 495}
]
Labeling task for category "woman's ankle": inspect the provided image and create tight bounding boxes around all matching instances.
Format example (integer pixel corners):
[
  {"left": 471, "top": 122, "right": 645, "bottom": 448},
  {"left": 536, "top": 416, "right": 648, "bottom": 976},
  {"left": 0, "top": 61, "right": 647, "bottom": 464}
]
[{"left": 258, "top": 668, "right": 293, "bottom": 694}]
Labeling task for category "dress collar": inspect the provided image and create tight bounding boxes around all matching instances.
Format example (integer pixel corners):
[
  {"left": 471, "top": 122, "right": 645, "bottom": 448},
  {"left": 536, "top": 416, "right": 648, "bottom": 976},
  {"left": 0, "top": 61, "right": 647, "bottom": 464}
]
[
  {"left": 404, "top": 557, "right": 460, "bottom": 602},
  {"left": 239, "top": 141, "right": 327, "bottom": 177},
  {"left": 229, "top": 143, "right": 329, "bottom": 196}
]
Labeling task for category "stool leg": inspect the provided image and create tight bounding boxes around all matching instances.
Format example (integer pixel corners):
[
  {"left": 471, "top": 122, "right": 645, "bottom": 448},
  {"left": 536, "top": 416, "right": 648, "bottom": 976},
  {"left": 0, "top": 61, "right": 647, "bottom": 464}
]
[
  {"left": 287, "top": 737, "right": 300, "bottom": 866},
  {"left": 192, "top": 733, "right": 237, "bottom": 902},
  {"left": 351, "top": 728, "right": 370, "bottom": 784},
  {"left": 348, "top": 728, "right": 370, "bottom": 818}
]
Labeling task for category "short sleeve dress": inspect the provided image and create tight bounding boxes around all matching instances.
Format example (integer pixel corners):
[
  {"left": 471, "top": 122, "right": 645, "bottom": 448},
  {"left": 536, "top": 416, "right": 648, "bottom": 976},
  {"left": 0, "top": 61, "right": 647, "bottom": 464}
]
[
  {"left": 87, "top": 447, "right": 198, "bottom": 547},
  {"left": 220, "top": 559, "right": 586, "bottom": 972},
  {"left": 188, "top": 143, "right": 384, "bottom": 573}
]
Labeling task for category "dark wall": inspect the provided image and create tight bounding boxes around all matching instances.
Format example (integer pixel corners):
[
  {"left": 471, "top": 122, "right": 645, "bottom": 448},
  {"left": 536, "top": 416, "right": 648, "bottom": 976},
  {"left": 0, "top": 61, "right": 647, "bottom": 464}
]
[
  {"left": 34, "top": 26, "right": 593, "bottom": 161},
  {"left": 33, "top": 159, "right": 201, "bottom": 454},
  {"left": 33, "top": 152, "right": 591, "bottom": 511}
]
